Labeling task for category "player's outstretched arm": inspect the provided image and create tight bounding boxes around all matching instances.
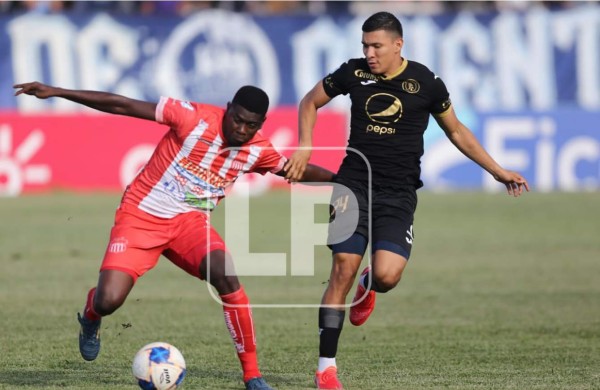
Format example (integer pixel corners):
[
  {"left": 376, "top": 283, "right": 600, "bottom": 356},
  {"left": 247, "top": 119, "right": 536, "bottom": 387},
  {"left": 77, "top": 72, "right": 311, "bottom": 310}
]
[
  {"left": 13, "top": 81, "right": 156, "bottom": 121},
  {"left": 435, "top": 107, "right": 530, "bottom": 197},
  {"left": 276, "top": 163, "right": 335, "bottom": 184},
  {"left": 298, "top": 163, "right": 335, "bottom": 183},
  {"left": 284, "top": 81, "right": 332, "bottom": 182},
  {"left": 492, "top": 169, "right": 530, "bottom": 197}
]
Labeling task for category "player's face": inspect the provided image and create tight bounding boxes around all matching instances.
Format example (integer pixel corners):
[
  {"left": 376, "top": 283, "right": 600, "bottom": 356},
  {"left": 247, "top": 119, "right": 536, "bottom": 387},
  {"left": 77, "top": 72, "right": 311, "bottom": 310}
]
[
  {"left": 362, "top": 30, "right": 403, "bottom": 76},
  {"left": 222, "top": 103, "right": 265, "bottom": 146}
]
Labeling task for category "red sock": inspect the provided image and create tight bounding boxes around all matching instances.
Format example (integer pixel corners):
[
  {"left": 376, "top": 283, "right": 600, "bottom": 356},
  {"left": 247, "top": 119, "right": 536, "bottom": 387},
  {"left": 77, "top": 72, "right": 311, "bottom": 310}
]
[
  {"left": 83, "top": 287, "right": 101, "bottom": 321},
  {"left": 220, "top": 286, "right": 261, "bottom": 382}
]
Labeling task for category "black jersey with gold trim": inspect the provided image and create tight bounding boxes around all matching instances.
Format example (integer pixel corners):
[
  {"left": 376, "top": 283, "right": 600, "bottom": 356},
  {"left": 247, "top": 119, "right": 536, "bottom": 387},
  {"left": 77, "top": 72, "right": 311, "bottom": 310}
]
[{"left": 323, "top": 58, "right": 452, "bottom": 189}]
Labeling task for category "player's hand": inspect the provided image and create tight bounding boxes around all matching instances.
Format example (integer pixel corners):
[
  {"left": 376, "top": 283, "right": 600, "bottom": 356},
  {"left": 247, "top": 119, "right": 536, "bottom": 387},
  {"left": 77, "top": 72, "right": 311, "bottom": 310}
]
[
  {"left": 13, "top": 82, "right": 57, "bottom": 99},
  {"left": 284, "top": 149, "right": 312, "bottom": 182},
  {"left": 495, "top": 170, "right": 530, "bottom": 197}
]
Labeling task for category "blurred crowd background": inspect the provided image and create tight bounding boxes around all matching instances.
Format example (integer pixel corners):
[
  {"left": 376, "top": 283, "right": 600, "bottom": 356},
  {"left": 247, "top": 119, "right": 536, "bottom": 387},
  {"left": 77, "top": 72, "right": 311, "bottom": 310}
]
[
  {"left": 0, "top": 0, "right": 595, "bottom": 16},
  {"left": 1, "top": 0, "right": 598, "bottom": 195}
]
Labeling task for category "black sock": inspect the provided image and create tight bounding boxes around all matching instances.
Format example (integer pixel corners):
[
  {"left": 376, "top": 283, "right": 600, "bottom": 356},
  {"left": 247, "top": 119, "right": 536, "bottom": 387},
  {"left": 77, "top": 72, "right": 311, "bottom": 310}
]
[{"left": 318, "top": 307, "right": 345, "bottom": 357}]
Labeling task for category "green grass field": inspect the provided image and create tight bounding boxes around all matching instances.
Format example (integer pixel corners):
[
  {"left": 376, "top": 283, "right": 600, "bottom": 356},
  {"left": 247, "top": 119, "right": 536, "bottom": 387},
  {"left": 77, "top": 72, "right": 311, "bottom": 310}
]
[{"left": 1, "top": 191, "right": 599, "bottom": 389}]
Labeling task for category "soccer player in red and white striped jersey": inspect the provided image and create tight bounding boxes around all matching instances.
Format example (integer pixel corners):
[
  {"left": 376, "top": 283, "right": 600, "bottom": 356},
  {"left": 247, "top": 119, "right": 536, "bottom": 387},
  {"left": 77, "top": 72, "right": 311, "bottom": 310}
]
[{"left": 14, "top": 81, "right": 334, "bottom": 390}]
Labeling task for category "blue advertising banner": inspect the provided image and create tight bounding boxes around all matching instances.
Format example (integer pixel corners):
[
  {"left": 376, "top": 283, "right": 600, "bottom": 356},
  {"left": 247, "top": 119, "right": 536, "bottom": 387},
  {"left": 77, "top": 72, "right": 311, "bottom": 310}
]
[
  {"left": 423, "top": 109, "right": 599, "bottom": 192},
  {"left": 0, "top": 7, "right": 599, "bottom": 112}
]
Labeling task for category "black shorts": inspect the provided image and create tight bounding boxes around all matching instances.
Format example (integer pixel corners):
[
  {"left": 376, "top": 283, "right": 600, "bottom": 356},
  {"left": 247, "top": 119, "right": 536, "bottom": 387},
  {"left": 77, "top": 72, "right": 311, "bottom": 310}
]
[{"left": 328, "top": 180, "right": 417, "bottom": 259}]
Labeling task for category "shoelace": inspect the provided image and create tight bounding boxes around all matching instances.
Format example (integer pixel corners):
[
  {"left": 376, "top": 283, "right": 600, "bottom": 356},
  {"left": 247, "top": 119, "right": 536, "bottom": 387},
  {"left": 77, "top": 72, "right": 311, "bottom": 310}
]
[{"left": 79, "top": 314, "right": 100, "bottom": 340}]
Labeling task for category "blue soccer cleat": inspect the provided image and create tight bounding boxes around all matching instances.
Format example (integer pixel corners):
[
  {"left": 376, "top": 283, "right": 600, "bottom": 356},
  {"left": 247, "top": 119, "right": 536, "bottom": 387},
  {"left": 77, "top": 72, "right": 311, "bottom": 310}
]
[
  {"left": 77, "top": 312, "right": 101, "bottom": 361},
  {"left": 245, "top": 376, "right": 275, "bottom": 390}
]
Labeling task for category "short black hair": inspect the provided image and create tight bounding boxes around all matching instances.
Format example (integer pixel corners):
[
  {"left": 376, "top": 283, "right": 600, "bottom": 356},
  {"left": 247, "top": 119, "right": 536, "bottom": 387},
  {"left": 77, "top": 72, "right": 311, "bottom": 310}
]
[
  {"left": 362, "top": 12, "right": 403, "bottom": 38},
  {"left": 232, "top": 85, "right": 269, "bottom": 117}
]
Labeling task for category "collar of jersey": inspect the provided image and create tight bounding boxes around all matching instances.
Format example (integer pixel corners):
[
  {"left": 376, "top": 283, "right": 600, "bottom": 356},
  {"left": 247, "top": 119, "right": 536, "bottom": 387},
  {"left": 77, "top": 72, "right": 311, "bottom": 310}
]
[{"left": 380, "top": 58, "right": 408, "bottom": 80}]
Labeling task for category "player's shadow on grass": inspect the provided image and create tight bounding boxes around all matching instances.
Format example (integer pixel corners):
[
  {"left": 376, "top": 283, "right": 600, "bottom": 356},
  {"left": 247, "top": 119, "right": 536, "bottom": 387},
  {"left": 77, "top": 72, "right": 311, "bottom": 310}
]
[
  {"left": 0, "top": 368, "right": 124, "bottom": 387},
  {"left": 185, "top": 366, "right": 297, "bottom": 390},
  {"left": 0, "top": 366, "right": 298, "bottom": 389}
]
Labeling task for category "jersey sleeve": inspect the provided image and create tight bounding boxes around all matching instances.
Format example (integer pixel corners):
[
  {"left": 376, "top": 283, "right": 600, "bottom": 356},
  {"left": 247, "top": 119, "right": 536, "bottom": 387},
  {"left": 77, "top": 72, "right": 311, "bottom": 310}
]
[
  {"left": 429, "top": 76, "right": 452, "bottom": 117},
  {"left": 251, "top": 143, "right": 287, "bottom": 175},
  {"left": 155, "top": 97, "right": 199, "bottom": 137},
  {"left": 322, "top": 61, "right": 352, "bottom": 98}
]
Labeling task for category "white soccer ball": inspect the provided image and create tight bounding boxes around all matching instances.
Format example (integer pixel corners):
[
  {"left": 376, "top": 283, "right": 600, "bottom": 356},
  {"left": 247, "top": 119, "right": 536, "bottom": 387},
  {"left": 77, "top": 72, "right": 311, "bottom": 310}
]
[{"left": 132, "top": 342, "right": 186, "bottom": 390}]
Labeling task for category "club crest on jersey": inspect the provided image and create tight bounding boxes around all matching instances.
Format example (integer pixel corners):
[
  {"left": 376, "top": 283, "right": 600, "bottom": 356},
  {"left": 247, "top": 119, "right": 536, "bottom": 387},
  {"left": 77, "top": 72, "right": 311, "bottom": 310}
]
[
  {"left": 354, "top": 69, "right": 378, "bottom": 81},
  {"left": 401, "top": 79, "right": 420, "bottom": 94}
]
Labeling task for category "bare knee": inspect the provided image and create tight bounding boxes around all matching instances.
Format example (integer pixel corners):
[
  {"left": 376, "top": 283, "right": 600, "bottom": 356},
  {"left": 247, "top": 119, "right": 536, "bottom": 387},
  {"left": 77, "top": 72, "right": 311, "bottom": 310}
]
[
  {"left": 373, "top": 274, "right": 400, "bottom": 292},
  {"left": 371, "top": 264, "right": 405, "bottom": 292},
  {"left": 371, "top": 251, "right": 408, "bottom": 293},
  {"left": 94, "top": 270, "right": 134, "bottom": 316},
  {"left": 211, "top": 275, "right": 240, "bottom": 295},
  {"left": 93, "top": 289, "right": 125, "bottom": 316},
  {"left": 201, "top": 250, "right": 240, "bottom": 295}
]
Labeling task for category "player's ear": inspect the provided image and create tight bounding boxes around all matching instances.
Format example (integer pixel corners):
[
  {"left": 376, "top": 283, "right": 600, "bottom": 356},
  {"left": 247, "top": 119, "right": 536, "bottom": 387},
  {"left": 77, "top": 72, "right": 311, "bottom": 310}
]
[
  {"left": 395, "top": 37, "right": 404, "bottom": 52},
  {"left": 254, "top": 115, "right": 266, "bottom": 130}
]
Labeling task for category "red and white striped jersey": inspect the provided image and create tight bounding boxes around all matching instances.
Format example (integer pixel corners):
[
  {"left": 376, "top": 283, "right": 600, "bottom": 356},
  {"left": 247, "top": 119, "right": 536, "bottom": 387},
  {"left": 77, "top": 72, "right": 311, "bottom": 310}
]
[{"left": 120, "top": 97, "right": 286, "bottom": 218}]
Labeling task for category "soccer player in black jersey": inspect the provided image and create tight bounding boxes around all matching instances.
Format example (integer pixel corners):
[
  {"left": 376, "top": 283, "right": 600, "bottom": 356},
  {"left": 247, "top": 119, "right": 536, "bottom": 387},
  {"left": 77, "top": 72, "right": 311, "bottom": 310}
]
[{"left": 283, "top": 11, "right": 529, "bottom": 390}]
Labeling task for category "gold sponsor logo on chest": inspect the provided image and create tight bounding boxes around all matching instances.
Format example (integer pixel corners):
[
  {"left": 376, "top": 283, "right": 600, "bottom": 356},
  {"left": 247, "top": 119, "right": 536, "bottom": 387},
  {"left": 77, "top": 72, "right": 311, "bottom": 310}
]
[{"left": 354, "top": 69, "right": 378, "bottom": 81}]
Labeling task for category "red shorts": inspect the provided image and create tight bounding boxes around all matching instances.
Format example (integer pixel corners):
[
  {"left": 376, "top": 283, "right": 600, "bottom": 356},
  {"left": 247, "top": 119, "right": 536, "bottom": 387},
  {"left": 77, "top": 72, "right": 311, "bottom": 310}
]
[{"left": 100, "top": 203, "right": 226, "bottom": 282}]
